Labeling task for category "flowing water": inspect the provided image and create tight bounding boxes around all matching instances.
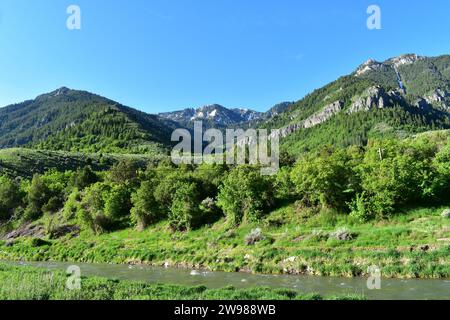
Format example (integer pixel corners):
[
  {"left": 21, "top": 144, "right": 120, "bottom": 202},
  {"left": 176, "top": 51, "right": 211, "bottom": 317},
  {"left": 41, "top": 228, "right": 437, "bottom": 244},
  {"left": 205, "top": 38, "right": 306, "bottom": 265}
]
[{"left": 5, "top": 260, "right": 450, "bottom": 300}]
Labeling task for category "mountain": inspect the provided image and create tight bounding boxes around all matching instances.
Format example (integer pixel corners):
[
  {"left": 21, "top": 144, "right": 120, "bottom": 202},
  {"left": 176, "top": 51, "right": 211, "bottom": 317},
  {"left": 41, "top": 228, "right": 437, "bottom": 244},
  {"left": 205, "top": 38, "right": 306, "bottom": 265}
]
[
  {"left": 159, "top": 104, "right": 265, "bottom": 129},
  {"left": 265, "top": 102, "right": 294, "bottom": 117},
  {"left": 262, "top": 54, "right": 450, "bottom": 155},
  {"left": 1, "top": 54, "right": 448, "bottom": 157},
  {"left": 0, "top": 87, "right": 175, "bottom": 154}
]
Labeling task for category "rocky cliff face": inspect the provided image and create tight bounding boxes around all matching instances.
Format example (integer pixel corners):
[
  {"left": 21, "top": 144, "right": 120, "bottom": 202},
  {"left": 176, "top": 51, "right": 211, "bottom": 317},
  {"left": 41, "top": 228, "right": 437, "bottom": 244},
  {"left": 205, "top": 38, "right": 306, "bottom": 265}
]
[
  {"left": 303, "top": 101, "right": 343, "bottom": 128},
  {"left": 425, "top": 89, "right": 450, "bottom": 109},
  {"left": 355, "top": 54, "right": 424, "bottom": 76},
  {"left": 387, "top": 54, "right": 424, "bottom": 68},
  {"left": 348, "top": 86, "right": 405, "bottom": 114},
  {"left": 355, "top": 59, "right": 386, "bottom": 76},
  {"left": 270, "top": 101, "right": 343, "bottom": 139}
]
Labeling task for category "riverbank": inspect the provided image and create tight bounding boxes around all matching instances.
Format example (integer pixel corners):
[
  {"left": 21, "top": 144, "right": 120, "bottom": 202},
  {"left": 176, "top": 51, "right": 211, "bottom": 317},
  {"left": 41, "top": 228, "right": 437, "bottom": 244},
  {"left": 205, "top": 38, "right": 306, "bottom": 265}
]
[
  {"left": 1, "top": 204, "right": 449, "bottom": 279},
  {"left": 0, "top": 263, "right": 363, "bottom": 300}
]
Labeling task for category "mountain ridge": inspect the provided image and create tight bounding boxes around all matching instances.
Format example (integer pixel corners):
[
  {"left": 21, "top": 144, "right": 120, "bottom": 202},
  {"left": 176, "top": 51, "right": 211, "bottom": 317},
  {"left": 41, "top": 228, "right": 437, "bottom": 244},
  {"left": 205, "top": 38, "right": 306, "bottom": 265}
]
[
  {"left": 0, "top": 87, "right": 176, "bottom": 154},
  {"left": 0, "top": 54, "right": 448, "bottom": 155}
]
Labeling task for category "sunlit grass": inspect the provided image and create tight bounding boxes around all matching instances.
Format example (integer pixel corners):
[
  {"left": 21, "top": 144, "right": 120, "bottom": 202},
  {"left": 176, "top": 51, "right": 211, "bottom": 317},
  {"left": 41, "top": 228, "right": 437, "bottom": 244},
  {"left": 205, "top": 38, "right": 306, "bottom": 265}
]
[{"left": 1, "top": 204, "right": 449, "bottom": 278}]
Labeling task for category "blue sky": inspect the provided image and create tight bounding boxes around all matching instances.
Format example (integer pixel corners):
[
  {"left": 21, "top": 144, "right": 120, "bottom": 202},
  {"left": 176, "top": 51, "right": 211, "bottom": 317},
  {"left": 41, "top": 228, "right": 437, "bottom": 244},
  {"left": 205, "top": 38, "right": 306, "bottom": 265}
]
[{"left": 0, "top": 0, "right": 449, "bottom": 113}]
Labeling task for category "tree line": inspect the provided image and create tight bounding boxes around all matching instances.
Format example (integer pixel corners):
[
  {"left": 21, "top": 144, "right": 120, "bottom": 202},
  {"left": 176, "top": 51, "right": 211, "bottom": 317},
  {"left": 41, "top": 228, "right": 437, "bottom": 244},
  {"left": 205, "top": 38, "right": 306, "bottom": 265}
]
[{"left": 0, "top": 133, "right": 449, "bottom": 235}]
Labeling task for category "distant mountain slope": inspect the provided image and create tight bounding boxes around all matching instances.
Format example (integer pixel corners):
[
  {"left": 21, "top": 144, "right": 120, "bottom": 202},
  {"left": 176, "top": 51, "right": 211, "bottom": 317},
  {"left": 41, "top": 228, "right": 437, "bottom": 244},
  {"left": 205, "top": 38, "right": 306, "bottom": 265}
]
[
  {"left": 0, "top": 87, "right": 175, "bottom": 154},
  {"left": 159, "top": 104, "right": 265, "bottom": 129},
  {"left": 262, "top": 54, "right": 450, "bottom": 155}
]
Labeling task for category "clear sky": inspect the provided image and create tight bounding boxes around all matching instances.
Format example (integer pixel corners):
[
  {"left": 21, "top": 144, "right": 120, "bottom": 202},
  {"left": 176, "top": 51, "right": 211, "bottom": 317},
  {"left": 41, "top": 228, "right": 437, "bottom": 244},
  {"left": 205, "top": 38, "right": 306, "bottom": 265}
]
[{"left": 0, "top": 0, "right": 449, "bottom": 113}]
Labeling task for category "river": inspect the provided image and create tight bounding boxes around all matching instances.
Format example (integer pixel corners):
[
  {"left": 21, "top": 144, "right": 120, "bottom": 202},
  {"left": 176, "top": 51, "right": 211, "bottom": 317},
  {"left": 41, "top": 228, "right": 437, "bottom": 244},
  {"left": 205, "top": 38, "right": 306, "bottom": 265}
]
[{"left": 5, "top": 260, "right": 450, "bottom": 300}]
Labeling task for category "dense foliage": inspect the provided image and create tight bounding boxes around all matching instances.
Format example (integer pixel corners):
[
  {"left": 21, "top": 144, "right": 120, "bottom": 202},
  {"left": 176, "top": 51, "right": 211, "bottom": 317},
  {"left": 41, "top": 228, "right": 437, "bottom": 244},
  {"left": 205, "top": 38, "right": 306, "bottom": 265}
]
[{"left": 0, "top": 131, "right": 449, "bottom": 236}]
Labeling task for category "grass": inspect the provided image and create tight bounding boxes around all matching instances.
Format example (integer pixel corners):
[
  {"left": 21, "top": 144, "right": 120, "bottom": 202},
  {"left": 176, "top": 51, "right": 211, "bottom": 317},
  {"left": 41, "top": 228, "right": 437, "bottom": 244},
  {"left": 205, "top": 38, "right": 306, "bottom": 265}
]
[
  {"left": 0, "top": 263, "right": 363, "bottom": 300},
  {"left": 0, "top": 148, "right": 165, "bottom": 178},
  {"left": 1, "top": 204, "right": 449, "bottom": 279}
]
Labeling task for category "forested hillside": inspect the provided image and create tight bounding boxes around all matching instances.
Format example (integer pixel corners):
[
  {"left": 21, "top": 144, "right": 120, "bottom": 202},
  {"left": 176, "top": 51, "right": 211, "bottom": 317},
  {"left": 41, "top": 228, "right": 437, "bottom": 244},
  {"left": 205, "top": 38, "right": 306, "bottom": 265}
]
[
  {"left": 262, "top": 54, "right": 450, "bottom": 155},
  {"left": 0, "top": 87, "right": 175, "bottom": 154}
]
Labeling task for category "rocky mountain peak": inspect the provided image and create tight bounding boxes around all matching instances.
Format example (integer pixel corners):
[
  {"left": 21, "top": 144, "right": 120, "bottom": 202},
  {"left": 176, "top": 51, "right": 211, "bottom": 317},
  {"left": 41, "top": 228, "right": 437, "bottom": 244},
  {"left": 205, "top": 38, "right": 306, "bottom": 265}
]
[
  {"left": 355, "top": 54, "right": 424, "bottom": 76},
  {"left": 387, "top": 54, "right": 423, "bottom": 68},
  {"left": 355, "top": 59, "right": 384, "bottom": 76}
]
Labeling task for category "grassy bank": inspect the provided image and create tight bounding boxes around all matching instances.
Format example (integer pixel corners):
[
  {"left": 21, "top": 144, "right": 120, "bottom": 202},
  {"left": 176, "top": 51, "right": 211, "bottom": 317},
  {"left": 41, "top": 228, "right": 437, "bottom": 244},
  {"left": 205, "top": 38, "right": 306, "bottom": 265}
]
[
  {"left": 1, "top": 204, "right": 449, "bottom": 279},
  {"left": 0, "top": 148, "right": 163, "bottom": 178},
  {"left": 0, "top": 263, "right": 362, "bottom": 300}
]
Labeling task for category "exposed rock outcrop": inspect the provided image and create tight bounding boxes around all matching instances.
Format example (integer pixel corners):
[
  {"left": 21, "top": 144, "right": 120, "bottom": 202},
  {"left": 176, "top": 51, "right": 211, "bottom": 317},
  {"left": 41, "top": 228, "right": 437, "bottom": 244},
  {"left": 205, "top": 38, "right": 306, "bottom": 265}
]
[
  {"left": 270, "top": 101, "right": 343, "bottom": 139},
  {"left": 2, "top": 223, "right": 45, "bottom": 240},
  {"left": 425, "top": 89, "right": 449, "bottom": 109},
  {"left": 414, "top": 98, "right": 434, "bottom": 111},
  {"left": 355, "top": 59, "right": 385, "bottom": 76},
  {"left": 356, "top": 54, "right": 424, "bottom": 77},
  {"left": 387, "top": 54, "right": 423, "bottom": 68},
  {"left": 303, "top": 101, "right": 343, "bottom": 128},
  {"left": 348, "top": 86, "right": 404, "bottom": 114}
]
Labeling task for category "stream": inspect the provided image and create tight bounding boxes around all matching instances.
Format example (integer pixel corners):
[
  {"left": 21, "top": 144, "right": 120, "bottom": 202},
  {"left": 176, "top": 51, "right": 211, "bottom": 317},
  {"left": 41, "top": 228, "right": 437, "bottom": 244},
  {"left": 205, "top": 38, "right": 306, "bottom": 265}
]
[{"left": 4, "top": 260, "right": 450, "bottom": 300}]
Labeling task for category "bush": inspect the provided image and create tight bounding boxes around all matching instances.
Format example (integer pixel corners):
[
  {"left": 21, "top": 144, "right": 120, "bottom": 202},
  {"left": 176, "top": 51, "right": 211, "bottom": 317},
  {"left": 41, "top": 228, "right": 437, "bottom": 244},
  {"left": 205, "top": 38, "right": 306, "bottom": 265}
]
[
  {"left": 169, "top": 181, "right": 203, "bottom": 231},
  {"left": 104, "top": 184, "right": 132, "bottom": 219},
  {"left": 245, "top": 228, "right": 265, "bottom": 245},
  {"left": 357, "top": 139, "right": 438, "bottom": 218},
  {"left": 217, "top": 166, "right": 274, "bottom": 226},
  {"left": 62, "top": 189, "right": 82, "bottom": 221},
  {"left": 153, "top": 172, "right": 186, "bottom": 210},
  {"left": 349, "top": 192, "right": 372, "bottom": 222},
  {"left": 71, "top": 166, "right": 98, "bottom": 190},
  {"left": 108, "top": 160, "right": 139, "bottom": 185},
  {"left": 25, "top": 174, "right": 51, "bottom": 220},
  {"left": 290, "top": 148, "right": 357, "bottom": 210},
  {"left": 433, "top": 143, "right": 450, "bottom": 200},
  {"left": 42, "top": 196, "right": 63, "bottom": 214},
  {"left": 77, "top": 183, "right": 113, "bottom": 233},
  {"left": 131, "top": 181, "right": 161, "bottom": 230},
  {"left": 273, "top": 167, "right": 296, "bottom": 201},
  {"left": 78, "top": 181, "right": 134, "bottom": 233},
  {"left": 0, "top": 176, "right": 22, "bottom": 221}
]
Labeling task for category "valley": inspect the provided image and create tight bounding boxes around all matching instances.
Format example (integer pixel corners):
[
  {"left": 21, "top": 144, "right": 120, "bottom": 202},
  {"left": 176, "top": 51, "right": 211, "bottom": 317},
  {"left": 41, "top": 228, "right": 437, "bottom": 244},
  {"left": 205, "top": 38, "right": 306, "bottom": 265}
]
[{"left": 0, "top": 54, "right": 449, "bottom": 300}]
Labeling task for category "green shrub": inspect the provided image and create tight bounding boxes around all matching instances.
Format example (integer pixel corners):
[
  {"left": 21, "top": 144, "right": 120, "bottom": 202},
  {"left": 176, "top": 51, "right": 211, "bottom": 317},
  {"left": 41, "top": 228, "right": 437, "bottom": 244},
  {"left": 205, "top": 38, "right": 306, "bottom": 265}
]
[
  {"left": 290, "top": 148, "right": 357, "bottom": 210},
  {"left": 349, "top": 192, "right": 372, "bottom": 222},
  {"left": 358, "top": 139, "right": 438, "bottom": 217},
  {"left": 131, "top": 181, "right": 161, "bottom": 230},
  {"left": 62, "top": 189, "right": 82, "bottom": 221},
  {"left": 104, "top": 184, "right": 132, "bottom": 219},
  {"left": 217, "top": 166, "right": 274, "bottom": 225},
  {"left": 169, "top": 181, "right": 203, "bottom": 231},
  {"left": 77, "top": 183, "right": 113, "bottom": 233},
  {"left": 0, "top": 176, "right": 22, "bottom": 221},
  {"left": 25, "top": 174, "right": 51, "bottom": 220},
  {"left": 70, "top": 166, "right": 98, "bottom": 190}
]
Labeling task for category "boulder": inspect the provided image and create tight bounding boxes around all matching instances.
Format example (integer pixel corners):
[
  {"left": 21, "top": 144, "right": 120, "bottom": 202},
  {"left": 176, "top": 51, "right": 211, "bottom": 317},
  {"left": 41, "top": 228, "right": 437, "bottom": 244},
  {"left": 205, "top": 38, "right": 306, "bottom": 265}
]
[
  {"left": 329, "top": 228, "right": 355, "bottom": 241},
  {"left": 49, "top": 225, "right": 80, "bottom": 239},
  {"left": 245, "top": 228, "right": 265, "bottom": 245},
  {"left": 3, "top": 223, "right": 45, "bottom": 240},
  {"left": 441, "top": 209, "right": 450, "bottom": 219}
]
